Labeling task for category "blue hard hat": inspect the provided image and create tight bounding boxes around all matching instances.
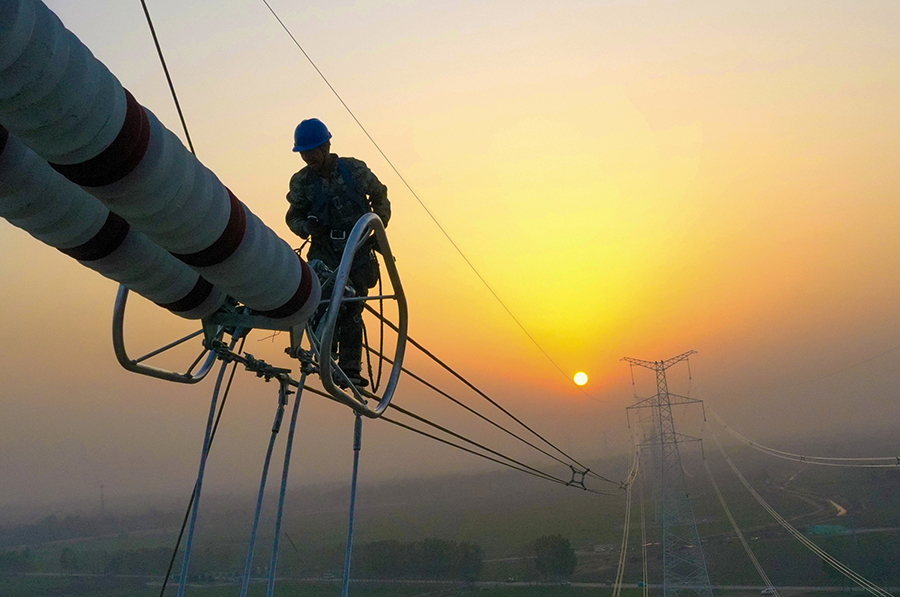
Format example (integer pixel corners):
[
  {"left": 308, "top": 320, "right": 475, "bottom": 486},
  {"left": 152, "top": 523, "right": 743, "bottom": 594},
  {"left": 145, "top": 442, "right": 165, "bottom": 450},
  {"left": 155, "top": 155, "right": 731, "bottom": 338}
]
[{"left": 293, "top": 118, "right": 332, "bottom": 152}]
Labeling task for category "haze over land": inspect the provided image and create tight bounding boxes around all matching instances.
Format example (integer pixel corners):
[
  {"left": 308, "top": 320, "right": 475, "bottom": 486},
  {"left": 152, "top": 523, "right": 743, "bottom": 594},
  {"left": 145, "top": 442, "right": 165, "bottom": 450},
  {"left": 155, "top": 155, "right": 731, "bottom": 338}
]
[{"left": 1, "top": 0, "right": 899, "bottom": 520}]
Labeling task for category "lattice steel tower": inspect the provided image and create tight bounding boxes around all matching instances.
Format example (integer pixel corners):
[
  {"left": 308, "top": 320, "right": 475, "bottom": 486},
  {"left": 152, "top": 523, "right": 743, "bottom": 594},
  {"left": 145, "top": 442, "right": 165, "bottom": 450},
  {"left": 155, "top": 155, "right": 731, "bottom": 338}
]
[{"left": 624, "top": 351, "right": 713, "bottom": 597}]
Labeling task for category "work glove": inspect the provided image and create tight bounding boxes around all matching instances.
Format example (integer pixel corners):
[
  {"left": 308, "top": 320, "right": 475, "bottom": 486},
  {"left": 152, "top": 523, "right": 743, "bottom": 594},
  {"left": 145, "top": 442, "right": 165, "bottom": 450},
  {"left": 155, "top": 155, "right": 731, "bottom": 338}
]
[{"left": 306, "top": 215, "right": 327, "bottom": 239}]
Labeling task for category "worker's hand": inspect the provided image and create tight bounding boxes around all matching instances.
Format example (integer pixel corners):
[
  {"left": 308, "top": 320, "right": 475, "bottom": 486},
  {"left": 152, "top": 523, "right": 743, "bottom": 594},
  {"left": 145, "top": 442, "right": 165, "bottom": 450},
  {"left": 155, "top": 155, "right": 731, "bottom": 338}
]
[{"left": 306, "top": 215, "right": 326, "bottom": 238}]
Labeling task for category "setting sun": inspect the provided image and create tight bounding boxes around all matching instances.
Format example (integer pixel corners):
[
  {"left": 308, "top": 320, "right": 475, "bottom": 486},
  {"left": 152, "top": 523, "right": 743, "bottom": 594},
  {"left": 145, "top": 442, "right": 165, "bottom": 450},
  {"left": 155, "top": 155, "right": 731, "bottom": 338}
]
[{"left": 574, "top": 372, "right": 588, "bottom": 386}]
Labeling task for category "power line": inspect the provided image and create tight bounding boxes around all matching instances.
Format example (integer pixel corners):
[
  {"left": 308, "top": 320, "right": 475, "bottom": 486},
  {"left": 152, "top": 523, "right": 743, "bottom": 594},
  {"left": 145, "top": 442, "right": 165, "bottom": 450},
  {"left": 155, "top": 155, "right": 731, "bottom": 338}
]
[
  {"left": 389, "top": 402, "right": 576, "bottom": 488},
  {"left": 159, "top": 336, "right": 245, "bottom": 597},
  {"left": 380, "top": 415, "right": 572, "bottom": 488},
  {"left": 138, "top": 0, "right": 196, "bottom": 155},
  {"left": 259, "top": 0, "right": 600, "bottom": 403},
  {"left": 703, "top": 458, "right": 778, "bottom": 597},
  {"left": 709, "top": 428, "right": 893, "bottom": 597},
  {"left": 363, "top": 303, "right": 616, "bottom": 483},
  {"left": 709, "top": 408, "right": 900, "bottom": 468},
  {"left": 367, "top": 341, "right": 609, "bottom": 477}
]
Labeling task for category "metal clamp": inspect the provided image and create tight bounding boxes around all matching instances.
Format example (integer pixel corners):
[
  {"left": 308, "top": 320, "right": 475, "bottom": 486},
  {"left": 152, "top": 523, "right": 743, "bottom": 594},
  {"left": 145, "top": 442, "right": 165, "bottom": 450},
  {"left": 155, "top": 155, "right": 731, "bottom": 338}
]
[{"left": 314, "top": 213, "right": 408, "bottom": 418}]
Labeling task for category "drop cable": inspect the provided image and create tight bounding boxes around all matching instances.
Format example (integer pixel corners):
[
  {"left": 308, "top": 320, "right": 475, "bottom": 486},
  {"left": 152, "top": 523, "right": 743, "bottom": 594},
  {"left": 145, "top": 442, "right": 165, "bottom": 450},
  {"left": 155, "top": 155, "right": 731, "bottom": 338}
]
[
  {"left": 638, "top": 471, "right": 648, "bottom": 597},
  {"left": 267, "top": 375, "right": 307, "bottom": 597},
  {"left": 389, "top": 403, "right": 582, "bottom": 488},
  {"left": 177, "top": 336, "right": 239, "bottom": 597},
  {"left": 380, "top": 415, "right": 615, "bottom": 495},
  {"left": 341, "top": 414, "right": 364, "bottom": 597},
  {"left": 240, "top": 381, "right": 292, "bottom": 597},
  {"left": 159, "top": 335, "right": 244, "bottom": 597}
]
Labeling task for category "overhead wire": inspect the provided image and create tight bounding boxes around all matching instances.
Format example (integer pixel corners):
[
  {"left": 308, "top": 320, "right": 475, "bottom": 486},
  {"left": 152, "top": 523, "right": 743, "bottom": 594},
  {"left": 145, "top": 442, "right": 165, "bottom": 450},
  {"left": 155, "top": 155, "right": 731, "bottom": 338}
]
[
  {"left": 703, "top": 458, "right": 778, "bottom": 597},
  {"left": 638, "top": 471, "right": 648, "bottom": 597},
  {"left": 259, "top": 0, "right": 602, "bottom": 404},
  {"left": 138, "top": 0, "right": 196, "bottom": 155},
  {"left": 380, "top": 415, "right": 573, "bottom": 488},
  {"left": 290, "top": 379, "right": 619, "bottom": 494},
  {"left": 367, "top": 342, "right": 609, "bottom": 478},
  {"left": 362, "top": 303, "right": 617, "bottom": 484},
  {"left": 389, "top": 402, "right": 621, "bottom": 495},
  {"left": 709, "top": 408, "right": 900, "bottom": 468},
  {"left": 159, "top": 335, "right": 245, "bottom": 597},
  {"left": 612, "top": 463, "right": 636, "bottom": 597},
  {"left": 708, "top": 428, "right": 894, "bottom": 597}
]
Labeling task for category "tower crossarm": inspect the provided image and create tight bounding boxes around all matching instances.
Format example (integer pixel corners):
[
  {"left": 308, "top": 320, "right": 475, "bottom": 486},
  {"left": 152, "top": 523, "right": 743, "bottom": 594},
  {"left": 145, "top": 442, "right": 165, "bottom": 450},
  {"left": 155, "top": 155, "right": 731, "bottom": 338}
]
[
  {"left": 622, "top": 350, "right": 696, "bottom": 372},
  {"left": 640, "top": 432, "right": 703, "bottom": 449},
  {"left": 666, "top": 394, "right": 704, "bottom": 406},
  {"left": 660, "top": 350, "right": 696, "bottom": 370},
  {"left": 622, "top": 357, "right": 657, "bottom": 370},
  {"left": 627, "top": 393, "right": 703, "bottom": 410}
]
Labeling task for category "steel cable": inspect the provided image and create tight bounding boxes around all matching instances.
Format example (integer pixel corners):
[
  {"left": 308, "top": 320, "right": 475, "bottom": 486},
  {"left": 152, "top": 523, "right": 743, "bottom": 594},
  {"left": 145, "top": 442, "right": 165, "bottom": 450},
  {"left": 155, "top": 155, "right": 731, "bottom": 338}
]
[
  {"left": 703, "top": 458, "right": 778, "bottom": 597},
  {"left": 267, "top": 376, "right": 306, "bottom": 597},
  {"left": 158, "top": 336, "right": 245, "bottom": 597},
  {"left": 612, "top": 469, "right": 635, "bottom": 597},
  {"left": 709, "top": 428, "right": 893, "bottom": 597},
  {"left": 389, "top": 402, "right": 583, "bottom": 488},
  {"left": 240, "top": 383, "right": 290, "bottom": 597},
  {"left": 138, "top": 0, "right": 196, "bottom": 155},
  {"left": 638, "top": 471, "right": 648, "bottom": 597},
  {"left": 710, "top": 408, "right": 900, "bottom": 467},
  {"left": 379, "top": 414, "right": 616, "bottom": 496},
  {"left": 365, "top": 344, "right": 595, "bottom": 475},
  {"left": 177, "top": 336, "right": 240, "bottom": 597},
  {"left": 362, "top": 303, "right": 616, "bottom": 483}
]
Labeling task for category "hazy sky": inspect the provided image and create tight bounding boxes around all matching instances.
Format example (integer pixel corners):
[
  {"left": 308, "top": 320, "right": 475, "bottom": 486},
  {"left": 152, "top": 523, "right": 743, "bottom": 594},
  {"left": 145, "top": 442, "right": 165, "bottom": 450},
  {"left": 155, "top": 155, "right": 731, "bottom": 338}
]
[{"left": 1, "top": 0, "right": 899, "bottom": 514}]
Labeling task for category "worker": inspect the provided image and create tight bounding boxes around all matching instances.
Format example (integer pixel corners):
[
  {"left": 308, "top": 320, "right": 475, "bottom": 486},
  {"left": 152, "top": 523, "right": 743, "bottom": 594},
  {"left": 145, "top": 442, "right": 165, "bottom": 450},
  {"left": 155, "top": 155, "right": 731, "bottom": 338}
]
[{"left": 285, "top": 118, "right": 391, "bottom": 388}]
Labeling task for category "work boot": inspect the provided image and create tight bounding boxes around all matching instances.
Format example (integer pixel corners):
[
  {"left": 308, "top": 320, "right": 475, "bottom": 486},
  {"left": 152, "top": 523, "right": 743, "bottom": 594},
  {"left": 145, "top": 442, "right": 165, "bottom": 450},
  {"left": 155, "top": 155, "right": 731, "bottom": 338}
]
[{"left": 336, "top": 369, "right": 368, "bottom": 389}]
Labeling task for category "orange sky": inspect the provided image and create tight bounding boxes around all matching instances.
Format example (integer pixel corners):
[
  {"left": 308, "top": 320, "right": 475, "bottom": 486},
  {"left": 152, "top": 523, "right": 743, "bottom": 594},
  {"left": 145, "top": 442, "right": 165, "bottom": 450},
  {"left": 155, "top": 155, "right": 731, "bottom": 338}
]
[{"left": 1, "top": 0, "right": 899, "bottom": 512}]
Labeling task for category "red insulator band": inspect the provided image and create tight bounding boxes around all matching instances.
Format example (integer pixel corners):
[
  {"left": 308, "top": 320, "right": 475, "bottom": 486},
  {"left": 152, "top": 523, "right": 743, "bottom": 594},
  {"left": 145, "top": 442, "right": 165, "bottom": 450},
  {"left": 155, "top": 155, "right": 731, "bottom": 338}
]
[
  {"left": 156, "top": 276, "right": 215, "bottom": 314},
  {"left": 171, "top": 190, "right": 247, "bottom": 267},
  {"left": 58, "top": 210, "right": 129, "bottom": 261},
  {"left": 253, "top": 257, "right": 314, "bottom": 319},
  {"left": 49, "top": 90, "right": 150, "bottom": 187}
]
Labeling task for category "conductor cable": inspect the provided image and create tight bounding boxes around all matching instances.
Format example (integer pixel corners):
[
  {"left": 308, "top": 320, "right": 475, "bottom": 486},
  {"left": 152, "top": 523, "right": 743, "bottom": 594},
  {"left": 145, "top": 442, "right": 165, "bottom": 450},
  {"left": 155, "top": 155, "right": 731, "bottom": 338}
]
[{"left": 363, "top": 304, "right": 615, "bottom": 483}]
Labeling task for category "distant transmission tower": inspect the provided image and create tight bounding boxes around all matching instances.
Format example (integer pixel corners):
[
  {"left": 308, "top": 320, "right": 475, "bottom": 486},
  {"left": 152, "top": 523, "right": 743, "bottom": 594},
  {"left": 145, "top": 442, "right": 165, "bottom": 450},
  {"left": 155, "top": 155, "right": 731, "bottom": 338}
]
[{"left": 624, "top": 351, "right": 713, "bottom": 597}]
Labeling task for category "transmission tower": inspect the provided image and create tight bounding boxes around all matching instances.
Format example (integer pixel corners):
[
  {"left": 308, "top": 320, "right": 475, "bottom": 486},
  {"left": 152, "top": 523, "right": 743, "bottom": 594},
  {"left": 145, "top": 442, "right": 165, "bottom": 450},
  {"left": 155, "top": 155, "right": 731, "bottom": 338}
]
[{"left": 624, "top": 351, "right": 713, "bottom": 597}]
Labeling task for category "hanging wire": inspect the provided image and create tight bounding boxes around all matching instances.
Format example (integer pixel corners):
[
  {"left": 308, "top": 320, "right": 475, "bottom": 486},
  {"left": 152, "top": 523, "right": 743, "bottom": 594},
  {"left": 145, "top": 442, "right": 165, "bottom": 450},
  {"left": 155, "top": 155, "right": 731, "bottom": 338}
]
[
  {"left": 709, "top": 428, "right": 893, "bottom": 597},
  {"left": 638, "top": 471, "right": 648, "bottom": 597},
  {"left": 158, "top": 337, "right": 245, "bottom": 597},
  {"left": 380, "top": 414, "right": 617, "bottom": 496},
  {"left": 176, "top": 336, "right": 240, "bottom": 597},
  {"left": 138, "top": 0, "right": 196, "bottom": 155},
  {"left": 709, "top": 408, "right": 900, "bottom": 467},
  {"left": 611, "top": 480, "right": 634, "bottom": 597},
  {"left": 341, "top": 414, "right": 364, "bottom": 597},
  {"left": 267, "top": 376, "right": 307, "bottom": 597},
  {"left": 258, "top": 0, "right": 602, "bottom": 404},
  {"left": 240, "top": 381, "right": 292, "bottom": 597},
  {"left": 361, "top": 274, "right": 385, "bottom": 391}
]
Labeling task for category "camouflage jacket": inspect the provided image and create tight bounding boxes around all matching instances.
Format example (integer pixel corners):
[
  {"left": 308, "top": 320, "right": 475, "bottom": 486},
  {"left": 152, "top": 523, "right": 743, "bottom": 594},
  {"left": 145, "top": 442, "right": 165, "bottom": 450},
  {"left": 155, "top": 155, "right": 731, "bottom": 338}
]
[{"left": 285, "top": 156, "right": 390, "bottom": 239}]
